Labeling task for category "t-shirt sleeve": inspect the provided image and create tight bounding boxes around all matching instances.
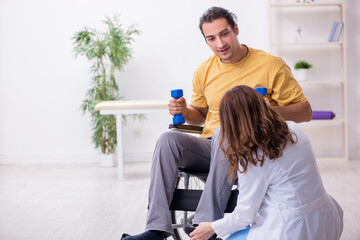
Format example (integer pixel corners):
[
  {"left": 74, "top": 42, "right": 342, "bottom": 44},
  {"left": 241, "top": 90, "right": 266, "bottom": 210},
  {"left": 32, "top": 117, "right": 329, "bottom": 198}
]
[
  {"left": 270, "top": 64, "right": 308, "bottom": 106},
  {"left": 191, "top": 68, "right": 208, "bottom": 108}
]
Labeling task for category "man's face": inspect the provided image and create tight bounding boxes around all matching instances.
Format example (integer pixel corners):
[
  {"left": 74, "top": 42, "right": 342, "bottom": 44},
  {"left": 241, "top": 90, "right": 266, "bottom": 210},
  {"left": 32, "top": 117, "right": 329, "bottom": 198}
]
[{"left": 202, "top": 18, "right": 240, "bottom": 64}]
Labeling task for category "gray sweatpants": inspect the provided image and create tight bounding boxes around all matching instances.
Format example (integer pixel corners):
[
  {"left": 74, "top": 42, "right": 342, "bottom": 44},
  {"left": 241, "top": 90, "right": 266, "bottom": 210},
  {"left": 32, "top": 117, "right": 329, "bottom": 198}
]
[{"left": 145, "top": 128, "right": 233, "bottom": 236}]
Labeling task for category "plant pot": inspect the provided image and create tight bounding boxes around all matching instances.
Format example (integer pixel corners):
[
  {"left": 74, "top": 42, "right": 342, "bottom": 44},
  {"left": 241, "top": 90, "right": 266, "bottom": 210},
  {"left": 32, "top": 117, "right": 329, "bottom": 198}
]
[
  {"left": 295, "top": 69, "right": 309, "bottom": 82},
  {"left": 100, "top": 153, "right": 117, "bottom": 167}
]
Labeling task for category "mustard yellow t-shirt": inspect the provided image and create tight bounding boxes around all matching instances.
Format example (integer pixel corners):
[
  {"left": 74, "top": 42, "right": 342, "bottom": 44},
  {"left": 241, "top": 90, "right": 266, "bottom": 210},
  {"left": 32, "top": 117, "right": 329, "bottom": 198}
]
[{"left": 191, "top": 46, "right": 308, "bottom": 138}]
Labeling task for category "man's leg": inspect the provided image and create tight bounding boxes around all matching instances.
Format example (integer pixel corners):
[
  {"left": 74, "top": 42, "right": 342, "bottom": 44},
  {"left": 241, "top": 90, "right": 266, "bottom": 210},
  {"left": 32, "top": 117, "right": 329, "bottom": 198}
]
[
  {"left": 125, "top": 130, "right": 211, "bottom": 239},
  {"left": 194, "top": 127, "right": 234, "bottom": 223}
]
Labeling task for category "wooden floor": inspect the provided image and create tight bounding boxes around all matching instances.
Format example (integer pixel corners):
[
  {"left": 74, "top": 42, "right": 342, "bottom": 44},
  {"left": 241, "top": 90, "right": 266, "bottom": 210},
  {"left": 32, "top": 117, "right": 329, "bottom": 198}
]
[{"left": 0, "top": 160, "right": 359, "bottom": 240}]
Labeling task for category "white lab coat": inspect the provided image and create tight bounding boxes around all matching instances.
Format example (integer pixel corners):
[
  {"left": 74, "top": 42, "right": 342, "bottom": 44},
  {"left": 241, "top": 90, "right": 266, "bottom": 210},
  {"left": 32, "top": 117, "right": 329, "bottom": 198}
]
[{"left": 212, "top": 121, "right": 343, "bottom": 240}]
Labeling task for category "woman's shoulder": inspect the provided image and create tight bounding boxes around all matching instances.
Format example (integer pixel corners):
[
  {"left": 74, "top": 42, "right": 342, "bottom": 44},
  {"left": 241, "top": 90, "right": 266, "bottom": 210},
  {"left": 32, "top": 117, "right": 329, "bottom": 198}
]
[
  {"left": 285, "top": 120, "right": 310, "bottom": 149},
  {"left": 286, "top": 121, "right": 301, "bottom": 134}
]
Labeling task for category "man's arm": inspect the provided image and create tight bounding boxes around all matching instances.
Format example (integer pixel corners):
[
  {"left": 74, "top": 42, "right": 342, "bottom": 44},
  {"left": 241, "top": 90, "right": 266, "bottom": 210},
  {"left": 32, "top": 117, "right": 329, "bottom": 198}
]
[
  {"left": 184, "top": 105, "right": 208, "bottom": 125},
  {"left": 272, "top": 101, "right": 312, "bottom": 123}
]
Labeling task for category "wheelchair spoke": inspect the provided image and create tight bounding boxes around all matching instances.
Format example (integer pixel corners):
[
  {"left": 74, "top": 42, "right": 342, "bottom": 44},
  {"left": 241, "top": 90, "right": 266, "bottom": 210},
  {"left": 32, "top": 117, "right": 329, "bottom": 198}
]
[{"left": 171, "top": 173, "right": 205, "bottom": 240}]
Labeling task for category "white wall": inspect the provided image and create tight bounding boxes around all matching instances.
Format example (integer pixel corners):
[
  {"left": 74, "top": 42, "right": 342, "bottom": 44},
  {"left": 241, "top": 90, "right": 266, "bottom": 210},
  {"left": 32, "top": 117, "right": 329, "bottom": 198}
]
[
  {"left": 346, "top": 0, "right": 360, "bottom": 158},
  {"left": 0, "top": 0, "right": 358, "bottom": 164}
]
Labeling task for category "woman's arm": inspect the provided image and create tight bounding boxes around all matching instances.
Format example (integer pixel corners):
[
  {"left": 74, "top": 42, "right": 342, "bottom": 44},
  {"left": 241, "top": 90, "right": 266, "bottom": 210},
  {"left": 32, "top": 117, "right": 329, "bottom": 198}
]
[{"left": 191, "top": 164, "right": 269, "bottom": 240}]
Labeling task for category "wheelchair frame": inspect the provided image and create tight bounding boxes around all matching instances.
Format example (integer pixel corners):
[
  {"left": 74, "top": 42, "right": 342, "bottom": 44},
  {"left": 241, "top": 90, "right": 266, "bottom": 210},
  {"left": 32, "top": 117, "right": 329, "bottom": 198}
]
[
  {"left": 168, "top": 124, "right": 238, "bottom": 240},
  {"left": 169, "top": 170, "right": 238, "bottom": 240}
]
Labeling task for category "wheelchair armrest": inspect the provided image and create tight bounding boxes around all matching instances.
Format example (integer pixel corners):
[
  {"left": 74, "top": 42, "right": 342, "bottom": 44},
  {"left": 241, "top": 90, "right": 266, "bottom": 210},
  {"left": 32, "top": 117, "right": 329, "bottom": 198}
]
[{"left": 169, "top": 124, "right": 203, "bottom": 134}]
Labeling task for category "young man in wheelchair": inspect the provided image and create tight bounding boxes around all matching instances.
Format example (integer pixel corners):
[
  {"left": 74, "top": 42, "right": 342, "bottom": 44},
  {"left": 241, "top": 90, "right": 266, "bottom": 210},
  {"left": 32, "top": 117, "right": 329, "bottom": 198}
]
[{"left": 122, "top": 6, "right": 312, "bottom": 240}]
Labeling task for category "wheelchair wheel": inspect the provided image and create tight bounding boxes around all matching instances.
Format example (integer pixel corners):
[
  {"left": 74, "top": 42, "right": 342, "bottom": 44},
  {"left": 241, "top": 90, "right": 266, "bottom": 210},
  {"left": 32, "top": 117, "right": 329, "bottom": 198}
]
[{"left": 171, "top": 173, "right": 206, "bottom": 240}]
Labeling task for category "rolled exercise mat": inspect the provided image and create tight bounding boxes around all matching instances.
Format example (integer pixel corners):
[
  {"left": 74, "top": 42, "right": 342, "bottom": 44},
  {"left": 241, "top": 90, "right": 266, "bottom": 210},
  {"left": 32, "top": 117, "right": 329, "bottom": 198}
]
[{"left": 312, "top": 111, "right": 335, "bottom": 119}]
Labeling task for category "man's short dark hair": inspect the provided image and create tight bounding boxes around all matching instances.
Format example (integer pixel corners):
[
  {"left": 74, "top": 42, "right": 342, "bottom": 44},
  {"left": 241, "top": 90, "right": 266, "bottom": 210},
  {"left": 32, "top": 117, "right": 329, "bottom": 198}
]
[{"left": 199, "top": 7, "right": 237, "bottom": 36}]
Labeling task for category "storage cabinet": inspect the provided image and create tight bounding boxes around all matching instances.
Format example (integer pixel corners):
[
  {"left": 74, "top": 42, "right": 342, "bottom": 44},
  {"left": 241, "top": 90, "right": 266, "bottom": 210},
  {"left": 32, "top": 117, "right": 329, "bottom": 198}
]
[{"left": 268, "top": 0, "right": 348, "bottom": 160}]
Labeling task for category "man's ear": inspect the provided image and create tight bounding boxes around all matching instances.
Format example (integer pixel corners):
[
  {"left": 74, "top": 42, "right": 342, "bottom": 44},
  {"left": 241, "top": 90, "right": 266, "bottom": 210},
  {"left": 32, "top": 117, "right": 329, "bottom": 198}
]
[{"left": 234, "top": 24, "right": 239, "bottom": 36}]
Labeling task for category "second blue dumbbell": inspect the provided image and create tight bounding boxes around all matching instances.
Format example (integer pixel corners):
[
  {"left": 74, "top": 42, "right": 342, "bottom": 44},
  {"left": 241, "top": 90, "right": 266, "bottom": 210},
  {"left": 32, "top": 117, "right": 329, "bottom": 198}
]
[
  {"left": 254, "top": 87, "right": 267, "bottom": 96},
  {"left": 171, "top": 89, "right": 185, "bottom": 124}
]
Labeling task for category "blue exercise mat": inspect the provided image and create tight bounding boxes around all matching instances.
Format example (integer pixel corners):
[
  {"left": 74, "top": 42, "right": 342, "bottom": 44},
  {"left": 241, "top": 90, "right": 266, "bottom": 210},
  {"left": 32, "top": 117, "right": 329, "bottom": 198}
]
[{"left": 225, "top": 227, "right": 250, "bottom": 240}]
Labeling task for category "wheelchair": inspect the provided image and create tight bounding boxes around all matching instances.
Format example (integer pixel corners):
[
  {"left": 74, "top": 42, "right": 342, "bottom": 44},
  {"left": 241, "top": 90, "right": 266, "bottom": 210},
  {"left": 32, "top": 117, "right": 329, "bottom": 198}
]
[{"left": 168, "top": 124, "right": 239, "bottom": 240}]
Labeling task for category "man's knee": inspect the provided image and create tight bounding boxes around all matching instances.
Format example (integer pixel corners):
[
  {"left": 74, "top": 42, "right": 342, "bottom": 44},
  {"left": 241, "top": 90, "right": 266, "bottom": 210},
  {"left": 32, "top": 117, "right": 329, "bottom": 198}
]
[
  {"left": 156, "top": 130, "right": 184, "bottom": 147},
  {"left": 154, "top": 131, "right": 191, "bottom": 158}
]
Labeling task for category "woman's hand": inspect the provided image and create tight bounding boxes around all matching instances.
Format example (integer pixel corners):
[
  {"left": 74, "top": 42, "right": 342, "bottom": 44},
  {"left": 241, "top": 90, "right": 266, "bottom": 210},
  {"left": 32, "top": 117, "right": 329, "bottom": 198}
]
[{"left": 189, "top": 222, "right": 215, "bottom": 240}]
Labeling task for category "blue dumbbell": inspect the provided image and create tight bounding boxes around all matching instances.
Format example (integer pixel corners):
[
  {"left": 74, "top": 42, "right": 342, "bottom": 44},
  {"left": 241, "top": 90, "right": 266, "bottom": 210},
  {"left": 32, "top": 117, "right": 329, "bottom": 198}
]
[
  {"left": 254, "top": 87, "right": 267, "bottom": 96},
  {"left": 171, "top": 89, "right": 185, "bottom": 124}
]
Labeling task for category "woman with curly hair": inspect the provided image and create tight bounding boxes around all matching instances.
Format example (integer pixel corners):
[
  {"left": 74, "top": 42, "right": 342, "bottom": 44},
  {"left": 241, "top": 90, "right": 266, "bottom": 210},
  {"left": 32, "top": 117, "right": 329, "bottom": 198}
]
[{"left": 189, "top": 85, "right": 343, "bottom": 240}]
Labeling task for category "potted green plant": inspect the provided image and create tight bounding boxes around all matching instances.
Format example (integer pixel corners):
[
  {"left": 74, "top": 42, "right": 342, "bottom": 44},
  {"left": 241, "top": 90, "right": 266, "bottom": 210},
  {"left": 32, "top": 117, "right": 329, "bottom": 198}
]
[
  {"left": 294, "top": 60, "right": 313, "bottom": 82},
  {"left": 72, "top": 14, "right": 141, "bottom": 167}
]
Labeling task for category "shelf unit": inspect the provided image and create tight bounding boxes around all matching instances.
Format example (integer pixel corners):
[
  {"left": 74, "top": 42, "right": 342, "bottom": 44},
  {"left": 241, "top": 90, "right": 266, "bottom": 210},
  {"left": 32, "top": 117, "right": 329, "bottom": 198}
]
[{"left": 268, "top": 0, "right": 348, "bottom": 160}]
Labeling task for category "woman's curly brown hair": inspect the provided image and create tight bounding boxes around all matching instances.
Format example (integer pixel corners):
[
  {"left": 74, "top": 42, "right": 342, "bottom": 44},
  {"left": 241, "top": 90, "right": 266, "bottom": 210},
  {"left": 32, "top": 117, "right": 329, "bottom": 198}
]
[{"left": 219, "top": 85, "right": 297, "bottom": 182}]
